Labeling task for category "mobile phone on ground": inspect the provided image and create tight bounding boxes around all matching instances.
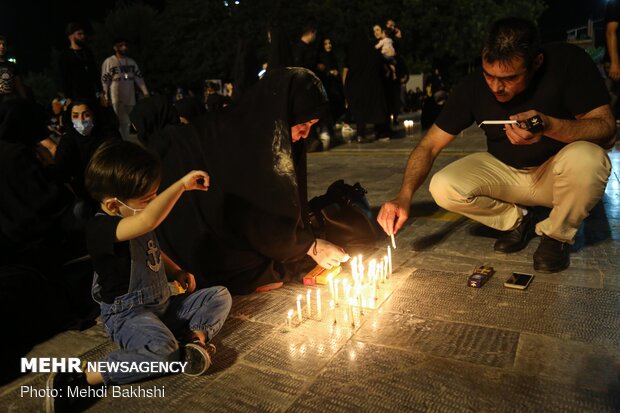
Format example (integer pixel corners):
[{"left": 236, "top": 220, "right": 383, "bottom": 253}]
[{"left": 504, "top": 272, "right": 534, "bottom": 290}]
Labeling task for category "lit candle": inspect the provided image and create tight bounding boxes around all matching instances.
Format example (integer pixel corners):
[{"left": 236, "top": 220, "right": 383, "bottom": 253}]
[
  {"left": 287, "top": 309, "right": 293, "bottom": 328},
  {"left": 316, "top": 289, "right": 322, "bottom": 320},
  {"left": 334, "top": 279, "right": 340, "bottom": 303},
  {"left": 384, "top": 255, "right": 389, "bottom": 279},
  {"left": 330, "top": 299, "right": 336, "bottom": 324},
  {"left": 391, "top": 233, "right": 397, "bottom": 249},
  {"left": 351, "top": 257, "right": 358, "bottom": 283},
  {"left": 296, "top": 295, "right": 303, "bottom": 322},
  {"left": 369, "top": 259, "right": 376, "bottom": 285},
  {"left": 306, "top": 289, "right": 312, "bottom": 318},
  {"left": 343, "top": 279, "right": 350, "bottom": 300},
  {"left": 358, "top": 255, "right": 363, "bottom": 281},
  {"left": 348, "top": 298, "right": 355, "bottom": 327},
  {"left": 328, "top": 274, "right": 335, "bottom": 299},
  {"left": 388, "top": 246, "right": 392, "bottom": 275}
]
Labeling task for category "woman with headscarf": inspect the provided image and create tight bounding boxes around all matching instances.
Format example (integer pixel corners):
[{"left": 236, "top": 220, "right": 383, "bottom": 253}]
[
  {"left": 55, "top": 99, "right": 120, "bottom": 202},
  {"left": 343, "top": 30, "right": 390, "bottom": 142},
  {"left": 150, "top": 68, "right": 348, "bottom": 294}
]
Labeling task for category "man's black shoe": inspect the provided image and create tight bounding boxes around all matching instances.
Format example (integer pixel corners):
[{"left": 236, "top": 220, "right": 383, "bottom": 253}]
[
  {"left": 45, "top": 371, "right": 101, "bottom": 413},
  {"left": 494, "top": 210, "right": 536, "bottom": 253},
  {"left": 533, "top": 235, "right": 570, "bottom": 273}
]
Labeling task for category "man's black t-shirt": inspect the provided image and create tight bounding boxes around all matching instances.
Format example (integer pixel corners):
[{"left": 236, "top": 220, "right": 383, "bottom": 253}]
[
  {"left": 293, "top": 41, "right": 318, "bottom": 72},
  {"left": 0, "top": 60, "right": 19, "bottom": 96},
  {"left": 435, "top": 42, "right": 609, "bottom": 168},
  {"left": 85, "top": 213, "right": 131, "bottom": 304}
]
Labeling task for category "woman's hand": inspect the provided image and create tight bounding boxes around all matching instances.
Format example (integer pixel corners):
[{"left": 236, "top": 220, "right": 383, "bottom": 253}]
[{"left": 307, "top": 239, "right": 349, "bottom": 269}]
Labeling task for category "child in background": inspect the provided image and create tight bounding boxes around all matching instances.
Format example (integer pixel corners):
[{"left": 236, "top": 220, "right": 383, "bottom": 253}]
[
  {"left": 46, "top": 141, "right": 232, "bottom": 413},
  {"left": 375, "top": 27, "right": 397, "bottom": 80}
]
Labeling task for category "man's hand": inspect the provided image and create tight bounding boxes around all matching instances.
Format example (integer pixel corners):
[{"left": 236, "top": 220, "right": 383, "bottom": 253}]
[
  {"left": 174, "top": 271, "right": 196, "bottom": 293},
  {"left": 506, "top": 110, "right": 548, "bottom": 145},
  {"left": 610, "top": 62, "right": 620, "bottom": 82},
  {"left": 377, "top": 197, "right": 410, "bottom": 236},
  {"left": 181, "top": 170, "right": 210, "bottom": 191},
  {"left": 307, "top": 239, "right": 349, "bottom": 270}
]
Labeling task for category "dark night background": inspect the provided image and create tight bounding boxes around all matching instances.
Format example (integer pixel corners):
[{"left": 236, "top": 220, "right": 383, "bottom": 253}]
[{"left": 0, "top": 0, "right": 607, "bottom": 99}]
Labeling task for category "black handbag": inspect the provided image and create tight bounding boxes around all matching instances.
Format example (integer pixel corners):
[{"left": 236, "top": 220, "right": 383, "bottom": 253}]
[{"left": 308, "top": 180, "right": 382, "bottom": 249}]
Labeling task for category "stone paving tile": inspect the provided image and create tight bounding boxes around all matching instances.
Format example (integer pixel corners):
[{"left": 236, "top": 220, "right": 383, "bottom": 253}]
[
  {"left": 355, "top": 311, "right": 520, "bottom": 368},
  {"left": 287, "top": 341, "right": 619, "bottom": 413},
  {"left": 382, "top": 269, "right": 620, "bottom": 346},
  {"left": 514, "top": 333, "right": 620, "bottom": 393},
  {"left": 242, "top": 327, "right": 352, "bottom": 378}
]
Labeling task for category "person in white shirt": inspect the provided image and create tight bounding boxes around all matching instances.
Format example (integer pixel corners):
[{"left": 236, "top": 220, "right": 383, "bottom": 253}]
[{"left": 101, "top": 38, "right": 149, "bottom": 140}]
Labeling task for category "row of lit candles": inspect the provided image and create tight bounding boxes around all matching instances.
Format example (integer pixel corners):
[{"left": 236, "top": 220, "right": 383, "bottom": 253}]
[{"left": 286, "top": 245, "right": 394, "bottom": 328}]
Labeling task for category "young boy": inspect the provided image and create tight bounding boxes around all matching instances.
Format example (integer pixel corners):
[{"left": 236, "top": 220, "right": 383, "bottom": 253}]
[{"left": 46, "top": 141, "right": 232, "bottom": 412}]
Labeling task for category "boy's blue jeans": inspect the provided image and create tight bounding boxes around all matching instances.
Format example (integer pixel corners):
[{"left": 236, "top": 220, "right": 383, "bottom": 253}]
[{"left": 99, "top": 286, "right": 231, "bottom": 384}]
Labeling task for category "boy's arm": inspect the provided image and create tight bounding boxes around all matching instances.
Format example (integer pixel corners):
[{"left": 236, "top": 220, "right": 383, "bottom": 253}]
[
  {"left": 162, "top": 251, "right": 196, "bottom": 293},
  {"left": 115, "top": 170, "right": 209, "bottom": 242}
]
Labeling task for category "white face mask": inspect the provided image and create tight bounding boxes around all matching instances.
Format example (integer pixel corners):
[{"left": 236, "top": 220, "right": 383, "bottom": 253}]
[
  {"left": 72, "top": 118, "right": 94, "bottom": 136},
  {"left": 114, "top": 198, "right": 144, "bottom": 216}
]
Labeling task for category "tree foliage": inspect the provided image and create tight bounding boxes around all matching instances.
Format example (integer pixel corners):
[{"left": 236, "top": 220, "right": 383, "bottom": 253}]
[{"left": 86, "top": 0, "right": 546, "bottom": 92}]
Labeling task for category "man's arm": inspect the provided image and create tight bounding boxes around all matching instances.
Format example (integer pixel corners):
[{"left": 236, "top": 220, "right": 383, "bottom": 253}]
[
  {"left": 507, "top": 105, "right": 616, "bottom": 148},
  {"left": 608, "top": 21, "right": 620, "bottom": 81},
  {"left": 101, "top": 59, "right": 112, "bottom": 105},
  {"left": 377, "top": 124, "right": 455, "bottom": 235}
]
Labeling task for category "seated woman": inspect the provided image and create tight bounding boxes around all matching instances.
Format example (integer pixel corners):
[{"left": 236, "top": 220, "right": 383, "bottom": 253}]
[
  {"left": 136, "top": 68, "right": 348, "bottom": 294},
  {"left": 55, "top": 99, "right": 120, "bottom": 202}
]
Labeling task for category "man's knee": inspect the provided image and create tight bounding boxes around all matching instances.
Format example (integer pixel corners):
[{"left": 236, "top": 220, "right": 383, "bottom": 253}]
[
  {"left": 429, "top": 170, "right": 463, "bottom": 211},
  {"left": 554, "top": 141, "right": 611, "bottom": 183}
]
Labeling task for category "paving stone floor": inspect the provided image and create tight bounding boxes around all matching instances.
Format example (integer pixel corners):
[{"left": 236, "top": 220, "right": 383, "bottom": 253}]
[{"left": 2, "top": 121, "right": 620, "bottom": 412}]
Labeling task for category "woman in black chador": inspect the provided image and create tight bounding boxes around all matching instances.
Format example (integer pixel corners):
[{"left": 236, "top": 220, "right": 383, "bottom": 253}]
[
  {"left": 139, "top": 68, "right": 348, "bottom": 294},
  {"left": 343, "top": 30, "right": 389, "bottom": 142}
]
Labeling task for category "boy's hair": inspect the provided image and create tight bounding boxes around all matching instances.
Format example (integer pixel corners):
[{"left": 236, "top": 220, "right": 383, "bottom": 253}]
[
  {"left": 85, "top": 141, "right": 161, "bottom": 202},
  {"left": 482, "top": 17, "right": 541, "bottom": 68}
]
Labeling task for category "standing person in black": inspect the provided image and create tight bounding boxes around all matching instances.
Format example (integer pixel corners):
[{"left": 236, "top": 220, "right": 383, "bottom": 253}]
[
  {"left": 316, "top": 37, "right": 345, "bottom": 145},
  {"left": 59, "top": 23, "right": 101, "bottom": 102},
  {"left": 378, "top": 17, "right": 615, "bottom": 273},
  {"left": 293, "top": 24, "right": 323, "bottom": 151},
  {"left": 343, "top": 30, "right": 389, "bottom": 143},
  {"left": 606, "top": 0, "right": 620, "bottom": 120},
  {"left": 231, "top": 38, "right": 259, "bottom": 102},
  {"left": 293, "top": 24, "right": 318, "bottom": 72},
  {"left": 266, "top": 25, "right": 294, "bottom": 72},
  {"left": 0, "top": 36, "right": 27, "bottom": 101}
]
